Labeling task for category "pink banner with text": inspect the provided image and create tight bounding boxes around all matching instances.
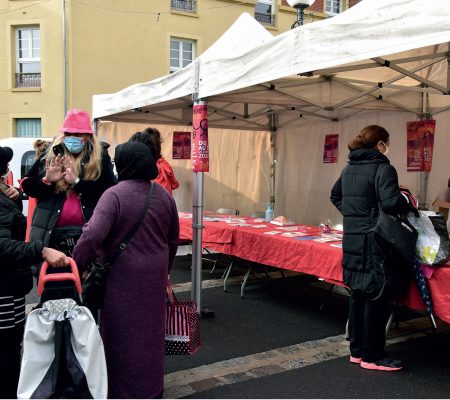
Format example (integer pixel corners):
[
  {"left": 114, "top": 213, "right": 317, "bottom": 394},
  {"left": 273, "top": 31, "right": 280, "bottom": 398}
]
[
  {"left": 172, "top": 131, "right": 191, "bottom": 159},
  {"left": 192, "top": 104, "right": 209, "bottom": 172},
  {"left": 407, "top": 120, "right": 435, "bottom": 172},
  {"left": 323, "top": 134, "right": 339, "bottom": 163}
]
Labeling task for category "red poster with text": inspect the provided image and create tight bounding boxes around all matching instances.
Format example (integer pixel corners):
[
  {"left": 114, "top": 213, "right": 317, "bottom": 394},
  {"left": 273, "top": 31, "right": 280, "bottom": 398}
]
[
  {"left": 323, "top": 134, "right": 339, "bottom": 163},
  {"left": 192, "top": 104, "right": 209, "bottom": 172},
  {"left": 172, "top": 131, "right": 191, "bottom": 159},
  {"left": 407, "top": 120, "right": 435, "bottom": 172}
]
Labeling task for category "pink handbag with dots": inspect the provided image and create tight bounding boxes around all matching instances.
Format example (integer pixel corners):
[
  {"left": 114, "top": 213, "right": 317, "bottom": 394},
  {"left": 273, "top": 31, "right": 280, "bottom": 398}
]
[{"left": 165, "top": 279, "right": 201, "bottom": 355}]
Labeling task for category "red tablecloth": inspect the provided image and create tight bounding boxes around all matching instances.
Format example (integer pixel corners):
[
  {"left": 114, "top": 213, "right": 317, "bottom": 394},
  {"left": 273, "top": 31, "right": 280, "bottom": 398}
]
[{"left": 179, "top": 213, "right": 450, "bottom": 324}]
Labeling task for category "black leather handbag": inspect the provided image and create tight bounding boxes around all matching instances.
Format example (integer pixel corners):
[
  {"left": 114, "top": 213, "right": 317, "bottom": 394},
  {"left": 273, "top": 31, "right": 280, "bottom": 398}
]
[
  {"left": 82, "top": 183, "right": 154, "bottom": 309},
  {"left": 372, "top": 165, "right": 418, "bottom": 261},
  {"left": 374, "top": 211, "right": 418, "bottom": 261}
]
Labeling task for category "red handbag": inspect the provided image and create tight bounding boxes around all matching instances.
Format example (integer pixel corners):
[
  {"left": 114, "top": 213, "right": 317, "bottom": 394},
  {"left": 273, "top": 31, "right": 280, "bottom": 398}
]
[{"left": 165, "top": 279, "right": 201, "bottom": 355}]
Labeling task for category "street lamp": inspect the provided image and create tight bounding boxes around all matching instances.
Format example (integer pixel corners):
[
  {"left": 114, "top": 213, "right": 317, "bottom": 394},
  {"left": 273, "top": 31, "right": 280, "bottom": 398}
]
[{"left": 287, "top": 0, "right": 316, "bottom": 29}]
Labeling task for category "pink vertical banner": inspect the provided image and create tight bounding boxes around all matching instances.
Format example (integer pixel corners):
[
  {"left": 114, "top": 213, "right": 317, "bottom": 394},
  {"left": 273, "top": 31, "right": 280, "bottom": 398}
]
[
  {"left": 407, "top": 120, "right": 435, "bottom": 172},
  {"left": 323, "top": 134, "right": 339, "bottom": 163},
  {"left": 172, "top": 131, "right": 191, "bottom": 159},
  {"left": 192, "top": 104, "right": 209, "bottom": 172}
]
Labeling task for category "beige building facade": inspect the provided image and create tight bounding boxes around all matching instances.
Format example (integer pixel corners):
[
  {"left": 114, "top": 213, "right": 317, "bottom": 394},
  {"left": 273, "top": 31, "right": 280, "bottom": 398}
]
[{"left": 0, "top": 0, "right": 358, "bottom": 139}]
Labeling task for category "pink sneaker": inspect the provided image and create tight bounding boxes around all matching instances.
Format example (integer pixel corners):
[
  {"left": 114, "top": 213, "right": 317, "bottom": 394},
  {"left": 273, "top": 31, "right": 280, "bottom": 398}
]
[
  {"left": 360, "top": 358, "right": 403, "bottom": 371},
  {"left": 350, "top": 356, "right": 362, "bottom": 364}
]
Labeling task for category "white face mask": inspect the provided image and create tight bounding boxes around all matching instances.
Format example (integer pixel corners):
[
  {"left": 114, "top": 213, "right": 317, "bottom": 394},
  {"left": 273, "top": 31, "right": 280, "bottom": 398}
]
[
  {"left": 380, "top": 141, "right": 389, "bottom": 156},
  {"left": 0, "top": 169, "right": 10, "bottom": 181}
]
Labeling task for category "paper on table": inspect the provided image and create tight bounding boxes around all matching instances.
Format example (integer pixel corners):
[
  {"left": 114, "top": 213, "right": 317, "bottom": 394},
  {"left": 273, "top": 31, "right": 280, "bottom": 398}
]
[
  {"left": 295, "top": 236, "right": 320, "bottom": 241},
  {"left": 277, "top": 226, "right": 298, "bottom": 231},
  {"left": 264, "top": 231, "right": 281, "bottom": 235},
  {"left": 281, "top": 232, "right": 307, "bottom": 237},
  {"left": 330, "top": 243, "right": 343, "bottom": 248}
]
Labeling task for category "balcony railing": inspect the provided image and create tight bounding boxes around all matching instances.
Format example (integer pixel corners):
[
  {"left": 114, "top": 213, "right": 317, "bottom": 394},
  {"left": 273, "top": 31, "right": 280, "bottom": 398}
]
[
  {"left": 15, "top": 73, "right": 41, "bottom": 88},
  {"left": 254, "top": 12, "right": 276, "bottom": 26},
  {"left": 171, "top": 0, "right": 196, "bottom": 13}
]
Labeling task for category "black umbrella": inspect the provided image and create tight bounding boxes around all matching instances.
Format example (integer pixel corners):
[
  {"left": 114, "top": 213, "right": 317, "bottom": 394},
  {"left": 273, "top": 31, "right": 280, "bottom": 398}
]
[{"left": 413, "top": 257, "right": 437, "bottom": 330}]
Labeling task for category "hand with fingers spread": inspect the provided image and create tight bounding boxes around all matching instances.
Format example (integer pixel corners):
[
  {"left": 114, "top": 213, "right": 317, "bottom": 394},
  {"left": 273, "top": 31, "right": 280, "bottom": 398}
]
[
  {"left": 45, "top": 155, "right": 65, "bottom": 183},
  {"left": 62, "top": 156, "right": 79, "bottom": 185}
]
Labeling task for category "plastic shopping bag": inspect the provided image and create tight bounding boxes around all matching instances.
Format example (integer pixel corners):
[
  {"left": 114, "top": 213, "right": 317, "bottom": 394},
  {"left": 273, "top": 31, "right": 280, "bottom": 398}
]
[{"left": 407, "top": 211, "right": 450, "bottom": 265}]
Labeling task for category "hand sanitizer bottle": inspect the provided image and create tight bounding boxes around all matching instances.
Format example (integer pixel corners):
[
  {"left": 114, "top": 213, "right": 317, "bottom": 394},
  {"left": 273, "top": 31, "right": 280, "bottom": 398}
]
[{"left": 265, "top": 203, "right": 274, "bottom": 222}]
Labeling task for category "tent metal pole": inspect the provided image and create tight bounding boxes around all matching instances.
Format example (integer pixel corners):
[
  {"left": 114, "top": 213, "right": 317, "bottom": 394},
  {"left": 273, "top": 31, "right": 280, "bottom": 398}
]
[
  {"left": 447, "top": 42, "right": 450, "bottom": 89},
  {"left": 418, "top": 90, "right": 429, "bottom": 210},
  {"left": 191, "top": 59, "right": 203, "bottom": 315},
  {"left": 269, "top": 114, "right": 276, "bottom": 208},
  {"left": 191, "top": 164, "right": 204, "bottom": 313}
]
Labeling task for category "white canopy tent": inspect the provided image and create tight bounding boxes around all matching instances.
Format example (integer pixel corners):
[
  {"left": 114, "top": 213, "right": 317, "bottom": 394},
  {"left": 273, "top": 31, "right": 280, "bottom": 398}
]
[
  {"left": 93, "top": 0, "right": 450, "bottom": 311},
  {"left": 94, "top": 0, "right": 450, "bottom": 129}
]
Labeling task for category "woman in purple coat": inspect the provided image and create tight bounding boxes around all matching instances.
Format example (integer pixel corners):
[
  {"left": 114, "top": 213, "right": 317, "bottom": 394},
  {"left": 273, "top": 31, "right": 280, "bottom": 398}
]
[{"left": 73, "top": 142, "right": 179, "bottom": 398}]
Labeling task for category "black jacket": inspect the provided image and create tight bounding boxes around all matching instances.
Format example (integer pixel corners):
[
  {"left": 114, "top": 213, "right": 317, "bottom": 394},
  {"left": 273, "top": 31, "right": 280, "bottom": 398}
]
[
  {"left": 22, "top": 143, "right": 117, "bottom": 246},
  {"left": 0, "top": 192, "right": 43, "bottom": 296},
  {"left": 330, "top": 148, "right": 410, "bottom": 298}
]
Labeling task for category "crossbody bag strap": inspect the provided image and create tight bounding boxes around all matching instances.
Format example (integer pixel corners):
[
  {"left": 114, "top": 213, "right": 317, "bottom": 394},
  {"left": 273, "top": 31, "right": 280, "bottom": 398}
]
[{"left": 106, "top": 182, "right": 154, "bottom": 265}]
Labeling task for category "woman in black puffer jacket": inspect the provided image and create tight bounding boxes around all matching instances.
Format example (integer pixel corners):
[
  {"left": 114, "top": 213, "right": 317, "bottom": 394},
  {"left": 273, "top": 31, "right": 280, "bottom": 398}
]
[
  {"left": 0, "top": 146, "right": 67, "bottom": 398},
  {"left": 331, "top": 125, "right": 413, "bottom": 372},
  {"left": 21, "top": 110, "right": 117, "bottom": 287}
]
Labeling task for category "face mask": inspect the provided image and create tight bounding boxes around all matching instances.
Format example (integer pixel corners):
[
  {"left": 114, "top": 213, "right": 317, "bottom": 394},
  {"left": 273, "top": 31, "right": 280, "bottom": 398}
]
[
  {"left": 1, "top": 168, "right": 10, "bottom": 181},
  {"left": 64, "top": 136, "right": 85, "bottom": 154},
  {"left": 380, "top": 141, "right": 389, "bottom": 156}
]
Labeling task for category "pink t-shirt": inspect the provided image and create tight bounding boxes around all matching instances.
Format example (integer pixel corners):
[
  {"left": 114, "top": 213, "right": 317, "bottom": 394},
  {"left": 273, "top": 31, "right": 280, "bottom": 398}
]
[{"left": 55, "top": 190, "right": 85, "bottom": 227}]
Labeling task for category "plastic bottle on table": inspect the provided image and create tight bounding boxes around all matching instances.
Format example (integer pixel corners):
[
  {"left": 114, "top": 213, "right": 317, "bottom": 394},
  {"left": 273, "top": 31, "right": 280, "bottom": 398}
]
[{"left": 265, "top": 203, "right": 274, "bottom": 222}]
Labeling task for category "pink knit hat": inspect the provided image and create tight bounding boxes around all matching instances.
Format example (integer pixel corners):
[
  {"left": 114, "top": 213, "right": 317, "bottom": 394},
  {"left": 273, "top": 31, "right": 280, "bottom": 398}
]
[{"left": 59, "top": 109, "right": 94, "bottom": 134}]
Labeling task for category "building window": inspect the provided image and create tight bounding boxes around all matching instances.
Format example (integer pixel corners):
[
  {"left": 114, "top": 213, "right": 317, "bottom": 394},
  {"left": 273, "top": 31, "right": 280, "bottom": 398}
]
[
  {"left": 171, "top": 0, "right": 196, "bottom": 13},
  {"left": 16, "top": 118, "right": 41, "bottom": 138},
  {"left": 15, "top": 26, "right": 41, "bottom": 88},
  {"left": 170, "top": 38, "right": 195, "bottom": 73},
  {"left": 254, "top": 0, "right": 276, "bottom": 26},
  {"left": 326, "top": 0, "right": 342, "bottom": 15}
]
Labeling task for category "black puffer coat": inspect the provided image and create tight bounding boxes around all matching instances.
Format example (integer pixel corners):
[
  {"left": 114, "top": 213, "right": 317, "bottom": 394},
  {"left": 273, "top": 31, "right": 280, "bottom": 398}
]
[
  {"left": 330, "top": 148, "right": 410, "bottom": 299},
  {"left": 22, "top": 143, "right": 117, "bottom": 246},
  {"left": 0, "top": 192, "right": 43, "bottom": 296}
]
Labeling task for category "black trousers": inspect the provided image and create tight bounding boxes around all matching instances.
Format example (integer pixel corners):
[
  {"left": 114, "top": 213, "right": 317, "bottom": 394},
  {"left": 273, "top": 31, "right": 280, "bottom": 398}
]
[
  {"left": 348, "top": 289, "right": 390, "bottom": 362},
  {"left": 0, "top": 326, "right": 24, "bottom": 399}
]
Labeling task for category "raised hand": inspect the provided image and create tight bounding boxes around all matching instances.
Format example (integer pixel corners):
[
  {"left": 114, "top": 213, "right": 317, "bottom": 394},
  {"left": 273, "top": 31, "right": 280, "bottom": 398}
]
[
  {"left": 62, "top": 156, "right": 78, "bottom": 185},
  {"left": 45, "top": 155, "right": 65, "bottom": 183}
]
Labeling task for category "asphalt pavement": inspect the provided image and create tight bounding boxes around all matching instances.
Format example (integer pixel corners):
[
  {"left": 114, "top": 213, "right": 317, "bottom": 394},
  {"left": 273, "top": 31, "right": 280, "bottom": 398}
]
[
  {"left": 164, "top": 254, "right": 450, "bottom": 399},
  {"left": 26, "top": 253, "right": 450, "bottom": 398}
]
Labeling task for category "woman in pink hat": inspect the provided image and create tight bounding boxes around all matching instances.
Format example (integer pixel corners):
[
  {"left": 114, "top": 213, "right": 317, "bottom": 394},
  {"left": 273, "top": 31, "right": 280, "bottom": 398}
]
[{"left": 21, "top": 109, "right": 117, "bottom": 294}]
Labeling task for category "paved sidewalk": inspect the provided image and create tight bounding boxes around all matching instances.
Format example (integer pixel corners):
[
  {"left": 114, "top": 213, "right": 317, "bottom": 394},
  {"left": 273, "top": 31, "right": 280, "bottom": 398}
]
[{"left": 164, "top": 255, "right": 450, "bottom": 399}]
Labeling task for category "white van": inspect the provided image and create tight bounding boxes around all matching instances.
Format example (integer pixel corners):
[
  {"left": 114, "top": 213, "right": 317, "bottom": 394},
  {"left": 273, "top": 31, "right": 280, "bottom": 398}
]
[{"left": 0, "top": 137, "right": 52, "bottom": 216}]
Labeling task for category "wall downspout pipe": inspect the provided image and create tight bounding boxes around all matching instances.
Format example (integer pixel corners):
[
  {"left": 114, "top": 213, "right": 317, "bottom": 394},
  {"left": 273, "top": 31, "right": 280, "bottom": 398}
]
[{"left": 62, "top": 0, "right": 67, "bottom": 115}]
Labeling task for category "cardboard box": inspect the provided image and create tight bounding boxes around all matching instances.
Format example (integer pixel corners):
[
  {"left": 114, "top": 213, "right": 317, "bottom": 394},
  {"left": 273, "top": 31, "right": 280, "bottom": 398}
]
[{"left": 432, "top": 197, "right": 450, "bottom": 220}]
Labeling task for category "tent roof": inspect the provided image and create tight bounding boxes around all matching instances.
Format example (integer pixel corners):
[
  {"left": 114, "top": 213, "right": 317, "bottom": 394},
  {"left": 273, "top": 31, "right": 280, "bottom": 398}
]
[{"left": 93, "top": 0, "right": 450, "bottom": 131}]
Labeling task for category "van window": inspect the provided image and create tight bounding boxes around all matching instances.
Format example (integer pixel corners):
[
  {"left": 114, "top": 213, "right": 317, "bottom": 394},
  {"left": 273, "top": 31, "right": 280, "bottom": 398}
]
[{"left": 21, "top": 151, "right": 35, "bottom": 178}]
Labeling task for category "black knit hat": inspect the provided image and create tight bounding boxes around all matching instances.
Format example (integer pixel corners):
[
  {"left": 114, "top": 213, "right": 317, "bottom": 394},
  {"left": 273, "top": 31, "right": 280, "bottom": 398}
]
[
  {"left": 115, "top": 141, "right": 158, "bottom": 182},
  {"left": 0, "top": 146, "right": 13, "bottom": 176}
]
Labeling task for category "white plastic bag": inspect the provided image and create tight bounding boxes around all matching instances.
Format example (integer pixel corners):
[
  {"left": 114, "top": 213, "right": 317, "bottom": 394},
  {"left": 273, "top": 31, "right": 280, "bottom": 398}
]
[{"left": 407, "top": 211, "right": 450, "bottom": 265}]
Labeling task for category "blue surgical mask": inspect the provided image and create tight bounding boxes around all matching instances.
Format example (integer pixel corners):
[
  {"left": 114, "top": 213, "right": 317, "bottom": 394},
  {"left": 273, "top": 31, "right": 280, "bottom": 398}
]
[{"left": 64, "top": 136, "right": 85, "bottom": 154}]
